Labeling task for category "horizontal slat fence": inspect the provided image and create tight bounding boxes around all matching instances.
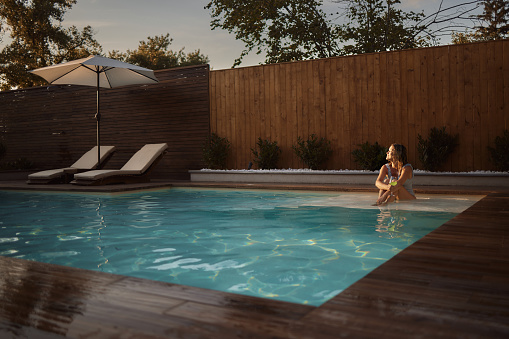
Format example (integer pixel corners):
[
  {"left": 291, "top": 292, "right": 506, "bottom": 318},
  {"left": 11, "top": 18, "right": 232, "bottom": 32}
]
[
  {"left": 210, "top": 40, "right": 509, "bottom": 171},
  {"left": 0, "top": 65, "right": 210, "bottom": 179}
]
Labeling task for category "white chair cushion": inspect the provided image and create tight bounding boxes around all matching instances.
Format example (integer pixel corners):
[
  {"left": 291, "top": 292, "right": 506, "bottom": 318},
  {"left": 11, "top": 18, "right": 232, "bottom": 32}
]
[
  {"left": 72, "top": 146, "right": 116, "bottom": 169},
  {"left": 28, "top": 167, "right": 77, "bottom": 179},
  {"left": 73, "top": 143, "right": 168, "bottom": 180},
  {"left": 120, "top": 143, "right": 168, "bottom": 172}
]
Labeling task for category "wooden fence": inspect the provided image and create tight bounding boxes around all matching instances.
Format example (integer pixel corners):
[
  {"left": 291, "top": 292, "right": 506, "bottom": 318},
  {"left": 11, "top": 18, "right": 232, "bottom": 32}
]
[
  {"left": 0, "top": 65, "right": 210, "bottom": 179},
  {"left": 210, "top": 39, "right": 509, "bottom": 171},
  {"left": 1, "top": 40, "right": 508, "bottom": 177}
]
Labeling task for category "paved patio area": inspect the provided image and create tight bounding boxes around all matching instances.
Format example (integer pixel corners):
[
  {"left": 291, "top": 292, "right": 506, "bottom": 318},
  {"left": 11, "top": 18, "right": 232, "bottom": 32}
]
[{"left": 0, "top": 180, "right": 508, "bottom": 338}]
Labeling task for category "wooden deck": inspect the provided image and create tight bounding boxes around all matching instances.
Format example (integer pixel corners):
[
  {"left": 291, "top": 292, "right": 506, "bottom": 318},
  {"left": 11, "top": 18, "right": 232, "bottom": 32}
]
[{"left": 1, "top": 182, "right": 508, "bottom": 338}]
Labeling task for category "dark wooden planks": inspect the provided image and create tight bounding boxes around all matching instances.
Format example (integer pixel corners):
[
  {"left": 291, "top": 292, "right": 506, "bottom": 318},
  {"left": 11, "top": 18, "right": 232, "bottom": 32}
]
[
  {"left": 0, "top": 65, "right": 210, "bottom": 180},
  {"left": 0, "top": 256, "right": 314, "bottom": 338},
  {"left": 301, "top": 193, "right": 509, "bottom": 338}
]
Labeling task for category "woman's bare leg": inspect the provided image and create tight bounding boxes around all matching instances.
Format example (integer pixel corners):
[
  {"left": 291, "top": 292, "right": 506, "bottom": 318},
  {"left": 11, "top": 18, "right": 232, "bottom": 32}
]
[
  {"left": 378, "top": 178, "right": 389, "bottom": 199},
  {"left": 395, "top": 187, "right": 416, "bottom": 201},
  {"left": 385, "top": 194, "right": 396, "bottom": 203},
  {"left": 376, "top": 190, "right": 392, "bottom": 205}
]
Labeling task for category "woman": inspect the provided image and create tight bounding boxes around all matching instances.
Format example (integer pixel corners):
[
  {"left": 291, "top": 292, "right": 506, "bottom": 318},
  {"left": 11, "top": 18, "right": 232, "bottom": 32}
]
[{"left": 375, "top": 143, "right": 416, "bottom": 205}]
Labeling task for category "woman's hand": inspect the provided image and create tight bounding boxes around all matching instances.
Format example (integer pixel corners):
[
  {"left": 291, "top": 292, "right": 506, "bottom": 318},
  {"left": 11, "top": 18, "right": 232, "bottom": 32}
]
[
  {"left": 376, "top": 190, "right": 391, "bottom": 205},
  {"left": 389, "top": 182, "right": 397, "bottom": 193}
]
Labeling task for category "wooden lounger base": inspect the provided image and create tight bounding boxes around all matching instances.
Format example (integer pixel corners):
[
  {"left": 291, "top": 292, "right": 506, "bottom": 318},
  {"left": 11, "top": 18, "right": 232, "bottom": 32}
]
[
  {"left": 26, "top": 151, "right": 116, "bottom": 185},
  {"left": 71, "top": 152, "right": 165, "bottom": 186},
  {"left": 27, "top": 172, "right": 76, "bottom": 185}
]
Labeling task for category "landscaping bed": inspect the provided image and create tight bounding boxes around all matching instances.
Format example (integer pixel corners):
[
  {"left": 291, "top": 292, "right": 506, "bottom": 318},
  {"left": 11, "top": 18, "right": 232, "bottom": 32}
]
[{"left": 190, "top": 169, "right": 509, "bottom": 187}]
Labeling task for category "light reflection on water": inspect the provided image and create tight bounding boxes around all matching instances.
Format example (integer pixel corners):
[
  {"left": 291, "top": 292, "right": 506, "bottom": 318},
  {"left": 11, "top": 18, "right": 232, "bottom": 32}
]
[{"left": 0, "top": 188, "right": 481, "bottom": 306}]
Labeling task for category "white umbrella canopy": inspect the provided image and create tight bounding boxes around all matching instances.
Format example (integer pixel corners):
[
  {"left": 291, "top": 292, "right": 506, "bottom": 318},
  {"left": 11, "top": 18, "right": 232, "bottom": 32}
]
[
  {"left": 30, "top": 55, "right": 159, "bottom": 168},
  {"left": 30, "top": 55, "right": 158, "bottom": 88}
]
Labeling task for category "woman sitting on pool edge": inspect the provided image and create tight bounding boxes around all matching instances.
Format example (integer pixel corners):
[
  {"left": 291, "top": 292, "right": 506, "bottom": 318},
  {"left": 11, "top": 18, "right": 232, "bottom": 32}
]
[{"left": 375, "top": 143, "right": 416, "bottom": 205}]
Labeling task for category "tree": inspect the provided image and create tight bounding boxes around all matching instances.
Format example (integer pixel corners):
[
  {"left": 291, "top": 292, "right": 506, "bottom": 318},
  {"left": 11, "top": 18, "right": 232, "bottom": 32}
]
[
  {"left": 476, "top": 0, "right": 509, "bottom": 37},
  {"left": 335, "top": 1, "right": 486, "bottom": 51},
  {"left": 206, "top": 0, "right": 485, "bottom": 65},
  {"left": 0, "top": 0, "right": 101, "bottom": 90},
  {"left": 108, "top": 34, "right": 209, "bottom": 70},
  {"left": 452, "top": 0, "right": 509, "bottom": 43},
  {"left": 334, "top": 0, "right": 429, "bottom": 54},
  {"left": 205, "top": 0, "right": 339, "bottom": 66}
]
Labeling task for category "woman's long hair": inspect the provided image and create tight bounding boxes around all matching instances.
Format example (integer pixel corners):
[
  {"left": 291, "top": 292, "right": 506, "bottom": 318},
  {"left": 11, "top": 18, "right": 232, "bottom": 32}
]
[{"left": 391, "top": 143, "right": 407, "bottom": 172}]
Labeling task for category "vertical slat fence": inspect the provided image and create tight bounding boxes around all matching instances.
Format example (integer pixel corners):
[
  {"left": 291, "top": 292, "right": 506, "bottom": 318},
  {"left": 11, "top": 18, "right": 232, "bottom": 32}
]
[{"left": 210, "top": 40, "right": 509, "bottom": 171}]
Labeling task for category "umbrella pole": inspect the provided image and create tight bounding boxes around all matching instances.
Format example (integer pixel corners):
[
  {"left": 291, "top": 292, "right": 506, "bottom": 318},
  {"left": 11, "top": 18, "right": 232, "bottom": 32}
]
[{"left": 95, "top": 71, "right": 101, "bottom": 169}]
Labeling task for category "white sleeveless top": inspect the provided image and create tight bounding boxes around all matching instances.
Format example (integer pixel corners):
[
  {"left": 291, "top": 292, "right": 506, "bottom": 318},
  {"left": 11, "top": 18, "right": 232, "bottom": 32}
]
[{"left": 386, "top": 163, "right": 415, "bottom": 197}]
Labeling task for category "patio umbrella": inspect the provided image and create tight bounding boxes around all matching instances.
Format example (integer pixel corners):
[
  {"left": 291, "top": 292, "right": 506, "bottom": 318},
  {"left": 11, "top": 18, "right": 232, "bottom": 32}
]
[{"left": 30, "top": 55, "right": 159, "bottom": 168}]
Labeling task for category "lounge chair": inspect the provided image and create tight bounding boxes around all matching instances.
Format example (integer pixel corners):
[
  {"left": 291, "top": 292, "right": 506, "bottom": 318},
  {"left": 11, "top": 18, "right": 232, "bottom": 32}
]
[
  {"left": 71, "top": 143, "right": 168, "bottom": 186},
  {"left": 27, "top": 146, "right": 116, "bottom": 184}
]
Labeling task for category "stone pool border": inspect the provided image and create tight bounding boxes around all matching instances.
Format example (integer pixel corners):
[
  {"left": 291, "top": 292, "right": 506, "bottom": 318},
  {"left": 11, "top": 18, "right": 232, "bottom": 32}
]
[{"left": 189, "top": 170, "right": 509, "bottom": 187}]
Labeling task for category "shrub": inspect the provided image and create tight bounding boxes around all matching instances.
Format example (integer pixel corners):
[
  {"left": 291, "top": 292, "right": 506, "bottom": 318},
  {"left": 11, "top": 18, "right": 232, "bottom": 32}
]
[
  {"left": 0, "top": 157, "right": 35, "bottom": 170},
  {"left": 202, "top": 133, "right": 231, "bottom": 169},
  {"left": 488, "top": 129, "right": 509, "bottom": 171},
  {"left": 351, "top": 141, "right": 388, "bottom": 171},
  {"left": 251, "top": 138, "right": 281, "bottom": 169},
  {"left": 417, "top": 126, "right": 459, "bottom": 172},
  {"left": 0, "top": 141, "right": 5, "bottom": 161},
  {"left": 292, "top": 134, "right": 332, "bottom": 170}
]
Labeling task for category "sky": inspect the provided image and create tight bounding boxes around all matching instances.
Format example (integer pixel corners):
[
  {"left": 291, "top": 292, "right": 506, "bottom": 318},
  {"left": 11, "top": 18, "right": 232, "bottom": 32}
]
[{"left": 6, "top": 0, "right": 483, "bottom": 70}]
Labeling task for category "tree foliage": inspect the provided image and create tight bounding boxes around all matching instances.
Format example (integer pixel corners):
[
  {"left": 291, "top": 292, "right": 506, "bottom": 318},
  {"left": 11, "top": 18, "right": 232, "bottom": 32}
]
[
  {"left": 335, "top": 0, "right": 429, "bottom": 54},
  {"left": 0, "top": 0, "right": 101, "bottom": 90},
  {"left": 476, "top": 0, "right": 509, "bottom": 37},
  {"left": 108, "top": 34, "right": 209, "bottom": 70},
  {"left": 351, "top": 141, "right": 388, "bottom": 171},
  {"left": 292, "top": 134, "right": 332, "bottom": 170},
  {"left": 452, "top": 0, "right": 509, "bottom": 43},
  {"left": 251, "top": 138, "right": 281, "bottom": 169},
  {"left": 206, "top": 0, "right": 339, "bottom": 66},
  {"left": 417, "top": 126, "right": 459, "bottom": 172},
  {"left": 206, "top": 0, "right": 486, "bottom": 66},
  {"left": 487, "top": 129, "right": 509, "bottom": 171},
  {"left": 202, "top": 133, "right": 231, "bottom": 169}
]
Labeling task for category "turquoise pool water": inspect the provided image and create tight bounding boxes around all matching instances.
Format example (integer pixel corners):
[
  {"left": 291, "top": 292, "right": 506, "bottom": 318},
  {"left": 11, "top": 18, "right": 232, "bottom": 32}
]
[{"left": 0, "top": 188, "right": 481, "bottom": 306}]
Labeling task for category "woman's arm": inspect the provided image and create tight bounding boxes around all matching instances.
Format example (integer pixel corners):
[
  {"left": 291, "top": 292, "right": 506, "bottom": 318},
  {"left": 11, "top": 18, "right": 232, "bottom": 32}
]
[
  {"left": 375, "top": 165, "right": 391, "bottom": 191},
  {"left": 376, "top": 189, "right": 392, "bottom": 205},
  {"left": 389, "top": 166, "right": 413, "bottom": 194}
]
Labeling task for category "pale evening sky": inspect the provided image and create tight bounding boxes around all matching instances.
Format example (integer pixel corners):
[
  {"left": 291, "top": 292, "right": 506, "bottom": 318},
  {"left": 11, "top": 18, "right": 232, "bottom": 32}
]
[{"left": 6, "top": 0, "right": 484, "bottom": 70}]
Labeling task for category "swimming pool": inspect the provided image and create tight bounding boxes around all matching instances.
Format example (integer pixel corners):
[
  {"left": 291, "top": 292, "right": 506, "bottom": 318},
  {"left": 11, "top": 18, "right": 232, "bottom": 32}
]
[{"left": 0, "top": 188, "right": 481, "bottom": 306}]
